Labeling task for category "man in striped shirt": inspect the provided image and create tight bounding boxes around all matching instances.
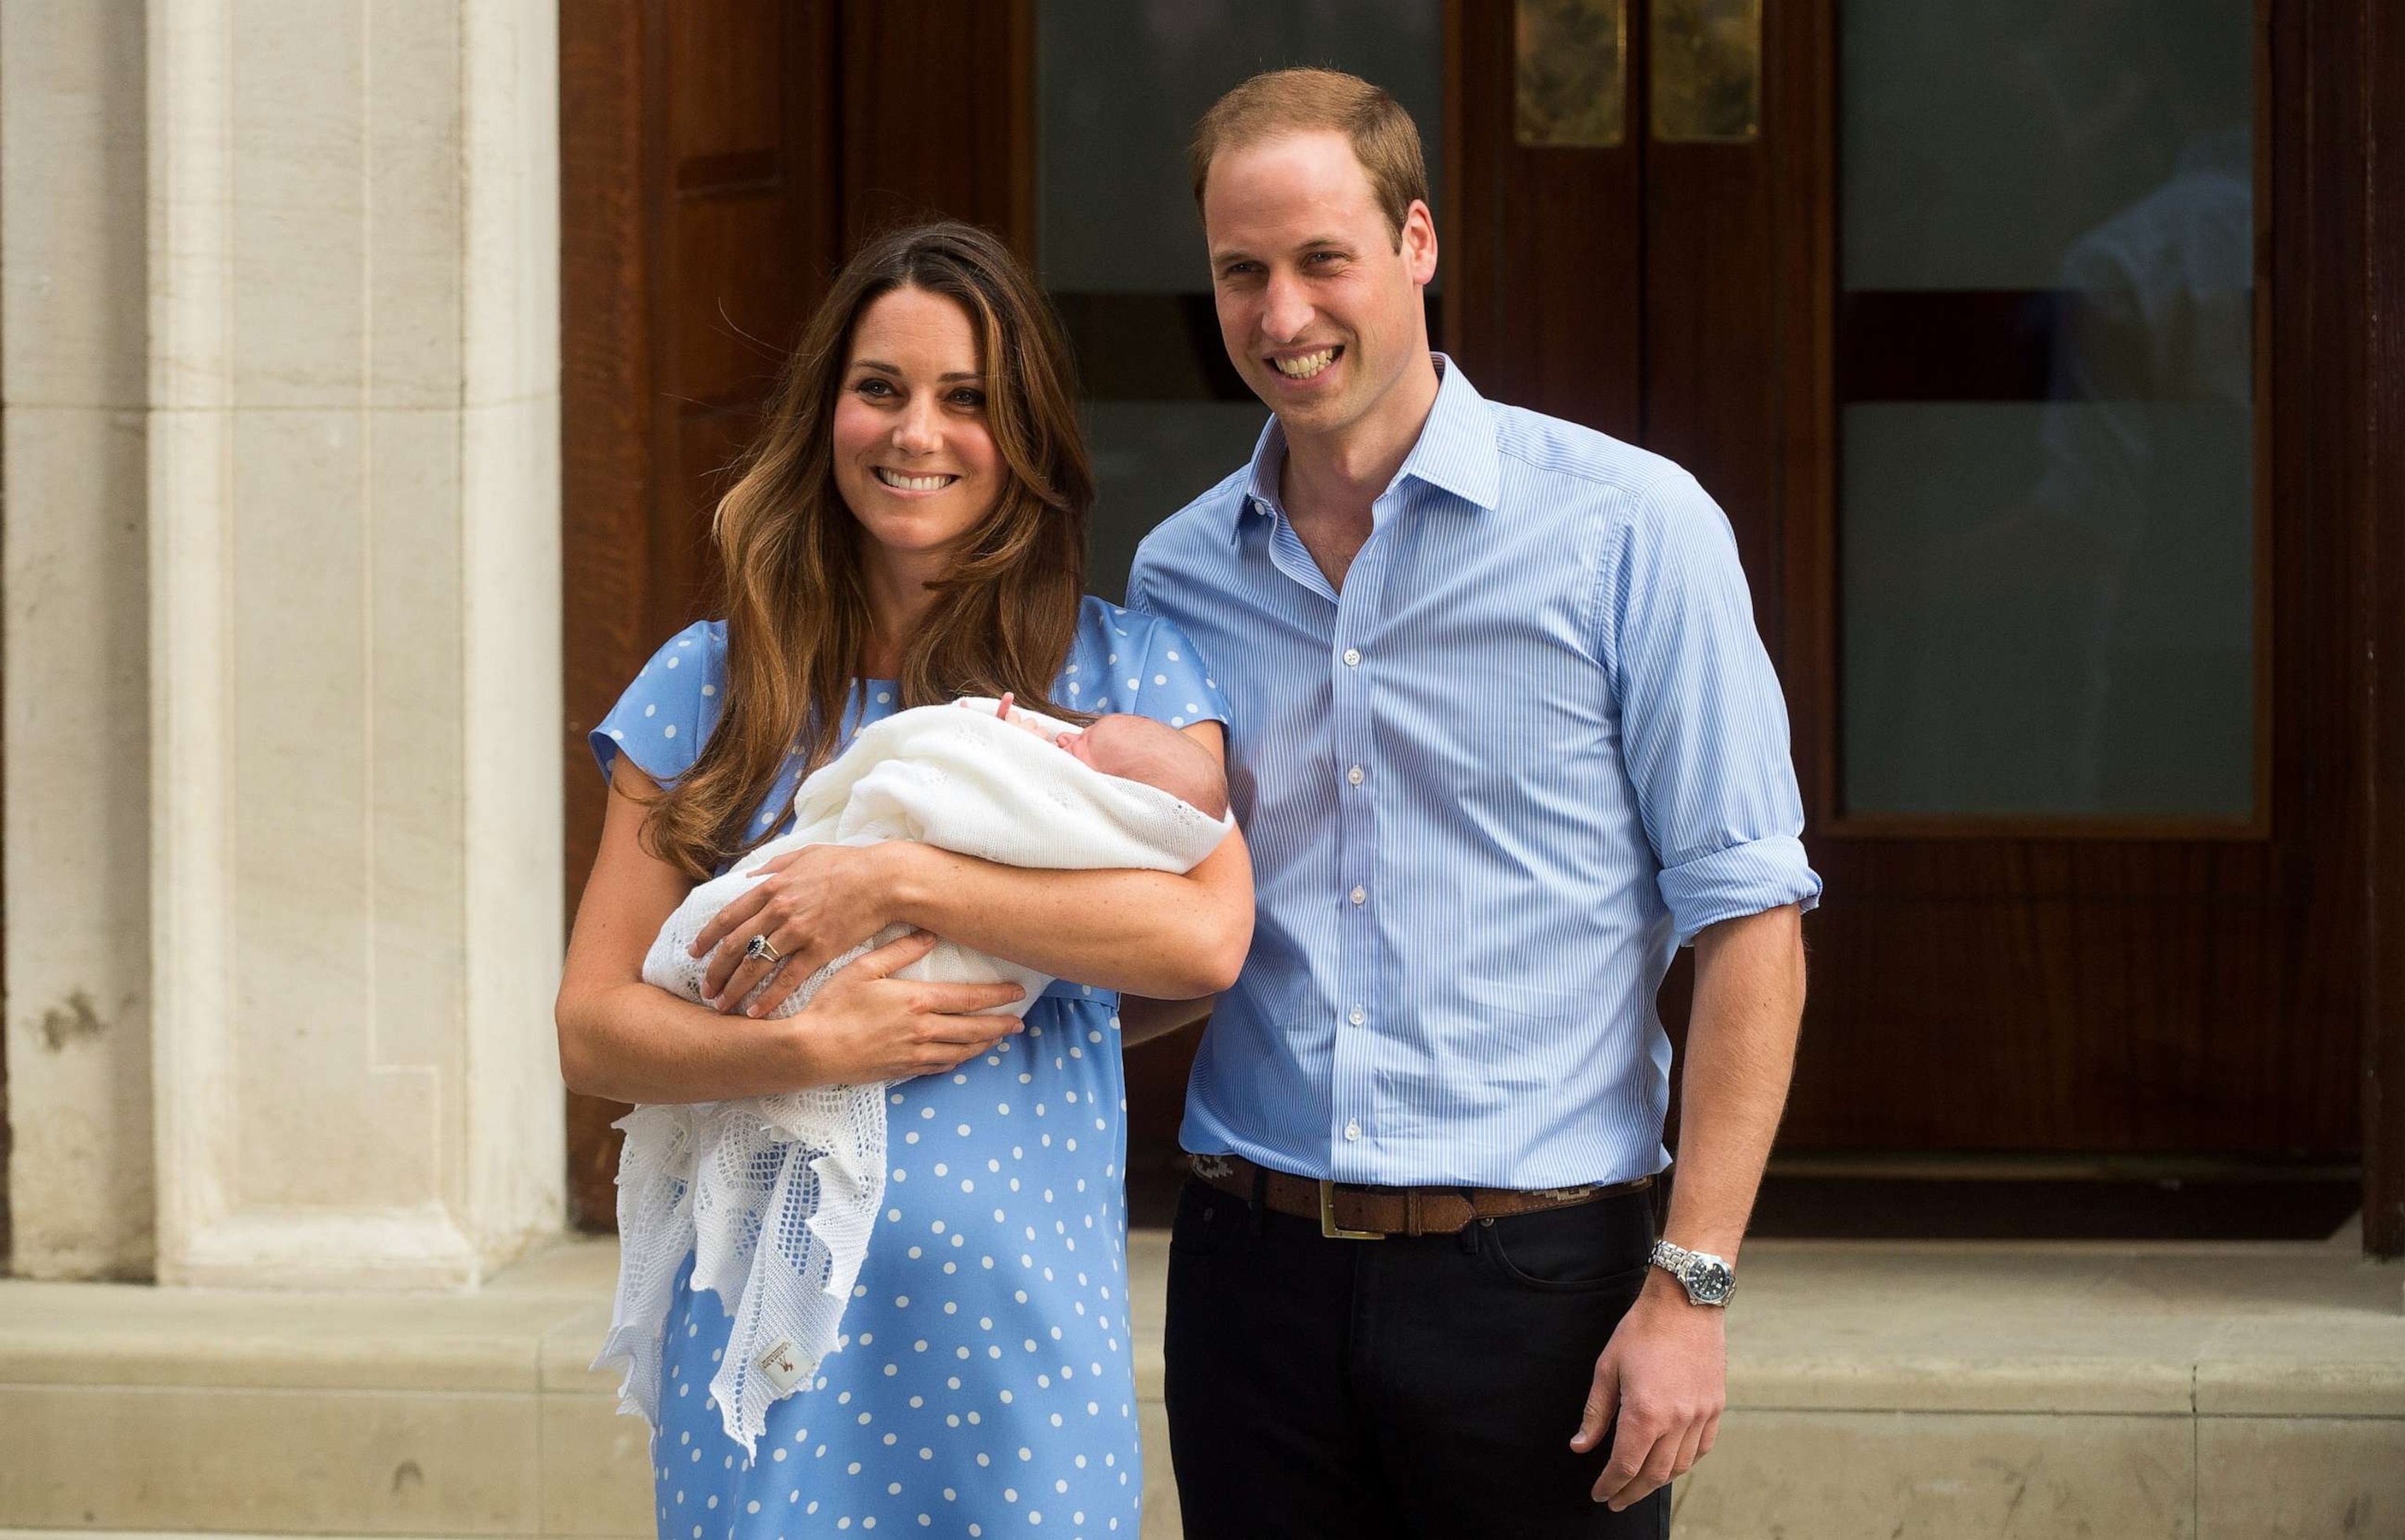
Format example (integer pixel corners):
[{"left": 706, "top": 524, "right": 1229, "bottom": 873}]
[{"left": 1123, "top": 68, "right": 1821, "bottom": 1537}]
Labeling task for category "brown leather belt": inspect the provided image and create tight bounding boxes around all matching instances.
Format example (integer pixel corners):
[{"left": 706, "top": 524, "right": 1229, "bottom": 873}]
[{"left": 1191, "top": 1152, "right": 1653, "bottom": 1240}]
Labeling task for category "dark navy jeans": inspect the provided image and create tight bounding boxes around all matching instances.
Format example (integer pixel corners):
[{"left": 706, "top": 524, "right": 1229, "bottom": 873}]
[{"left": 1163, "top": 1176, "right": 1674, "bottom": 1538}]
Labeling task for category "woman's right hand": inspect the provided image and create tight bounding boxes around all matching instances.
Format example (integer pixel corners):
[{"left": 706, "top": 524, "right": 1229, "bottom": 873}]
[{"left": 790, "top": 929, "right": 1029, "bottom": 1084}]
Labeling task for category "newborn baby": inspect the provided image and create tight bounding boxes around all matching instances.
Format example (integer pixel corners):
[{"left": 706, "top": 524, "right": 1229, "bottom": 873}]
[
  {"left": 1010, "top": 695, "right": 1230, "bottom": 814},
  {"left": 601, "top": 695, "right": 1233, "bottom": 1455},
  {"left": 644, "top": 696, "right": 1228, "bottom": 1018}
]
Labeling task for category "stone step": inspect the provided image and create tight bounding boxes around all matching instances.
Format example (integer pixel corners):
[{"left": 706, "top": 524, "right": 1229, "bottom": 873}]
[{"left": 1, "top": 1230, "right": 2397, "bottom": 1538}]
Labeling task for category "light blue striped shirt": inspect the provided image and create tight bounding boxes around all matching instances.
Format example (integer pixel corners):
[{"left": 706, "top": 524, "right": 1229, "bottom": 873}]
[{"left": 1127, "top": 358, "right": 1822, "bottom": 1188}]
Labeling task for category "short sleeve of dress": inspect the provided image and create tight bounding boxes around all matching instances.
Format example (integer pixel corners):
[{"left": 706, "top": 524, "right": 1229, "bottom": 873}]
[
  {"left": 1106, "top": 607, "right": 1233, "bottom": 734},
  {"left": 590, "top": 619, "right": 729, "bottom": 787}
]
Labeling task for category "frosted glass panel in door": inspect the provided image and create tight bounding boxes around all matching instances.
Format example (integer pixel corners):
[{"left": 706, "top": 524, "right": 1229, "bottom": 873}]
[{"left": 1838, "top": 0, "right": 2255, "bottom": 818}]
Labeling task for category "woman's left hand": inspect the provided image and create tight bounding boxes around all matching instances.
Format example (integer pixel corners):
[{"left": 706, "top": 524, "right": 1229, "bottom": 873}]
[{"left": 695, "top": 842, "right": 910, "bottom": 1015}]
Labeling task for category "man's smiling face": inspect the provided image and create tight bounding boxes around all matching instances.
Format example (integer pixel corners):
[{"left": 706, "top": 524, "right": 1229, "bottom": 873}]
[{"left": 1202, "top": 129, "right": 1438, "bottom": 442}]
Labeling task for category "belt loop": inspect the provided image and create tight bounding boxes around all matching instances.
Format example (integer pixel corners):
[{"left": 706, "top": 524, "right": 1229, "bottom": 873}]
[
  {"left": 1404, "top": 1190, "right": 1422, "bottom": 1238},
  {"left": 1248, "top": 1165, "right": 1269, "bottom": 1236}
]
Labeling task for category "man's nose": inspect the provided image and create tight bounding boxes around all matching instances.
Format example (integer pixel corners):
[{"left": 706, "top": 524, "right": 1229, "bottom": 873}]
[{"left": 1260, "top": 270, "right": 1314, "bottom": 344}]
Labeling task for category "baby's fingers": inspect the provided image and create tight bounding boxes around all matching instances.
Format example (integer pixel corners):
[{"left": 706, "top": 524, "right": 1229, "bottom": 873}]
[
  {"left": 920, "top": 983, "right": 1029, "bottom": 1018},
  {"left": 837, "top": 929, "right": 941, "bottom": 981}
]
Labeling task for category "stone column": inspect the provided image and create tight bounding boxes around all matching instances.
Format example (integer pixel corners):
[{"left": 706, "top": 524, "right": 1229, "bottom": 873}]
[
  {"left": 146, "top": 0, "right": 564, "bottom": 1289},
  {"left": 1, "top": 0, "right": 157, "bottom": 1280}
]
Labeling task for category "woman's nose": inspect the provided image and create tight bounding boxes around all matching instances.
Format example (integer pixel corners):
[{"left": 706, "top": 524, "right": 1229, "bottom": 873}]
[{"left": 891, "top": 402, "right": 942, "bottom": 455}]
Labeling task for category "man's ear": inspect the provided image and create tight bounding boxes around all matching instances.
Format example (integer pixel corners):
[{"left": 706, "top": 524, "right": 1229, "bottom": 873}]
[{"left": 1403, "top": 199, "right": 1440, "bottom": 287}]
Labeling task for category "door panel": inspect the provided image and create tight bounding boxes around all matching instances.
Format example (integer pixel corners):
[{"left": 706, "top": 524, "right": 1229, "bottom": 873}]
[
  {"left": 1774, "top": 0, "right": 2350, "bottom": 1152},
  {"left": 1449, "top": 0, "right": 1646, "bottom": 442}
]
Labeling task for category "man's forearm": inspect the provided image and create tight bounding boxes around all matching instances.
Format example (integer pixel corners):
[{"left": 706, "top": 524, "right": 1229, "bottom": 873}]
[{"left": 1660, "top": 903, "right": 1806, "bottom": 1262}]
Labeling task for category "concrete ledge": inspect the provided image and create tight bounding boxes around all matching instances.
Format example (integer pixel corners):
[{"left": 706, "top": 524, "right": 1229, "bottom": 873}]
[{"left": 2, "top": 1232, "right": 2399, "bottom": 1539}]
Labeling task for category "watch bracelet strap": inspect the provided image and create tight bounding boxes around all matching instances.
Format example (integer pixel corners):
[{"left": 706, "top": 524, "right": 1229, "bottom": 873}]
[{"left": 1649, "top": 1239, "right": 1733, "bottom": 1302}]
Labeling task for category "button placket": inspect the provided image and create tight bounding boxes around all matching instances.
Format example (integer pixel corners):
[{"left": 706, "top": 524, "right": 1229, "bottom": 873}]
[{"left": 1328, "top": 530, "right": 1386, "bottom": 1178}]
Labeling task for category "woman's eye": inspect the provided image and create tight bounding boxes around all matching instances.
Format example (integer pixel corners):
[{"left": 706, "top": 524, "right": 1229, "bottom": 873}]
[
  {"left": 950, "top": 388, "right": 987, "bottom": 408},
  {"left": 853, "top": 377, "right": 893, "bottom": 399}
]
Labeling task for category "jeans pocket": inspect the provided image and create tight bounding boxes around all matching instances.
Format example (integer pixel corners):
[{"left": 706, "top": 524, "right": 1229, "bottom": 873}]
[
  {"left": 1477, "top": 1203, "right": 1653, "bottom": 1294},
  {"left": 1167, "top": 1175, "right": 1248, "bottom": 1259}
]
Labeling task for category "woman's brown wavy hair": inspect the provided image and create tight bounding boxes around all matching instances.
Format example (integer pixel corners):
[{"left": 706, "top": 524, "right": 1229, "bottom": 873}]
[{"left": 644, "top": 221, "right": 1094, "bottom": 880}]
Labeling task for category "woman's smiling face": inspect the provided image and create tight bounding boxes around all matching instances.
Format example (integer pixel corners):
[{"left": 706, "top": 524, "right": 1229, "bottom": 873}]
[{"left": 832, "top": 285, "right": 1002, "bottom": 564}]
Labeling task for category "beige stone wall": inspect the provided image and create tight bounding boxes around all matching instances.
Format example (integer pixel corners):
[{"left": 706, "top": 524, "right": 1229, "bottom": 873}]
[
  {"left": 2, "top": 0, "right": 565, "bottom": 1287},
  {"left": 146, "top": 0, "right": 566, "bottom": 1289},
  {"left": 2, "top": 0, "right": 157, "bottom": 1280}
]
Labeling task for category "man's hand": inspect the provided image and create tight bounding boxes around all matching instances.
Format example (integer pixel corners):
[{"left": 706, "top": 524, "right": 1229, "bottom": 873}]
[{"left": 1570, "top": 1270, "right": 1726, "bottom": 1509}]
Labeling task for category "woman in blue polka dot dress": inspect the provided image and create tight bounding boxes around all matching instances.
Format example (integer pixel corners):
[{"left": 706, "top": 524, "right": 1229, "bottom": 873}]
[{"left": 557, "top": 222, "right": 1250, "bottom": 1540}]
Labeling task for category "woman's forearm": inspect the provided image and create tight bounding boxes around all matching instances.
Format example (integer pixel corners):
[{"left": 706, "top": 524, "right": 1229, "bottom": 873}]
[
  {"left": 887, "top": 837, "right": 1253, "bottom": 999},
  {"left": 558, "top": 979, "right": 817, "bottom": 1105}
]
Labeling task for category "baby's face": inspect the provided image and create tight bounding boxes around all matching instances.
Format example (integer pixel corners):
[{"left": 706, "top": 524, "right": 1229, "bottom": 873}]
[
  {"left": 1051, "top": 717, "right": 1117, "bottom": 774},
  {"left": 1048, "top": 716, "right": 1162, "bottom": 789}
]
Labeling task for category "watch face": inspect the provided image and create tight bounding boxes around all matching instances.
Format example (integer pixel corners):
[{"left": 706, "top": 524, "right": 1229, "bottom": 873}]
[{"left": 1687, "top": 1259, "right": 1735, "bottom": 1304}]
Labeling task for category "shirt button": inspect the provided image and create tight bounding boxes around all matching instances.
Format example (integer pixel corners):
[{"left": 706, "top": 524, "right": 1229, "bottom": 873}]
[
  {"left": 1342, "top": 647, "right": 1361, "bottom": 667},
  {"left": 1347, "top": 765, "right": 1365, "bottom": 787},
  {"left": 1344, "top": 1120, "right": 1361, "bottom": 1141},
  {"left": 1348, "top": 1005, "right": 1366, "bottom": 1026},
  {"left": 1350, "top": 885, "right": 1366, "bottom": 906}
]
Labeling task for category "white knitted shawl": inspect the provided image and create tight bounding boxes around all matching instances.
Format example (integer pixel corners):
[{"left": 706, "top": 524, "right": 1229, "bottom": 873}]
[{"left": 593, "top": 700, "right": 1231, "bottom": 1454}]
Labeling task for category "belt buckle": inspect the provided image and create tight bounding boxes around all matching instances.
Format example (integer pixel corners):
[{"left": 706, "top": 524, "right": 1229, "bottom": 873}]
[{"left": 1318, "top": 1179, "right": 1386, "bottom": 1241}]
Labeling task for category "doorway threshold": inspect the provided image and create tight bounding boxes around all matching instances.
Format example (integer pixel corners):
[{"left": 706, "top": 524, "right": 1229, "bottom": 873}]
[{"left": 1744, "top": 1153, "right": 2360, "bottom": 1242}]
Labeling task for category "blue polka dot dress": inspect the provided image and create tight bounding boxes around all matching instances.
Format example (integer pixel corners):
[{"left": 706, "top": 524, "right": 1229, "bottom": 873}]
[{"left": 591, "top": 596, "right": 1232, "bottom": 1539}]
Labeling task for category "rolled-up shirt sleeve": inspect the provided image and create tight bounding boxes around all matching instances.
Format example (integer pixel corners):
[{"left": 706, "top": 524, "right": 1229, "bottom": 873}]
[{"left": 1596, "top": 471, "right": 1823, "bottom": 944}]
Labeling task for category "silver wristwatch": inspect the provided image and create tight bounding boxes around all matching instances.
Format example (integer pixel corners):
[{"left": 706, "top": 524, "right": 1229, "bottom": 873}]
[{"left": 1648, "top": 1239, "right": 1736, "bottom": 1307}]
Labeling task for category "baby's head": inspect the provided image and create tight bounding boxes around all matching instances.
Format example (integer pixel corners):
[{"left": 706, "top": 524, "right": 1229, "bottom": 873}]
[{"left": 1058, "top": 713, "right": 1229, "bottom": 820}]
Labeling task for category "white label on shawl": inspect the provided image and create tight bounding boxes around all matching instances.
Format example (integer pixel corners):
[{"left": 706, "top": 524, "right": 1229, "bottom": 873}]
[{"left": 755, "top": 1336, "right": 807, "bottom": 1397}]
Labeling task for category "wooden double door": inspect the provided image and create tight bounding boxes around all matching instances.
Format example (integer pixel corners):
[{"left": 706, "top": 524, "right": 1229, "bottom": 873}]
[{"left": 563, "top": 0, "right": 2374, "bottom": 1227}]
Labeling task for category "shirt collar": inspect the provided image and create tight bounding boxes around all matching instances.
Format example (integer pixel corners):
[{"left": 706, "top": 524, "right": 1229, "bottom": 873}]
[{"left": 1231, "top": 352, "right": 1502, "bottom": 543}]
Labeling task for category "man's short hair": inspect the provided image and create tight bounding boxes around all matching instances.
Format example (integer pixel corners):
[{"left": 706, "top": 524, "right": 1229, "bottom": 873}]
[{"left": 1189, "top": 67, "right": 1429, "bottom": 248}]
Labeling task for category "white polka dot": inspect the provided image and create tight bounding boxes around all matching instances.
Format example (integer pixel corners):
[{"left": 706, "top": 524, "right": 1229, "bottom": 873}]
[
  {"left": 644, "top": 703, "right": 657, "bottom": 717},
  {"left": 1166, "top": 650, "right": 1181, "bottom": 662},
  {"left": 1154, "top": 673, "right": 1167, "bottom": 685},
  {"left": 666, "top": 656, "right": 680, "bottom": 669},
  {"left": 702, "top": 684, "right": 716, "bottom": 696},
  {"left": 664, "top": 725, "right": 677, "bottom": 738}
]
